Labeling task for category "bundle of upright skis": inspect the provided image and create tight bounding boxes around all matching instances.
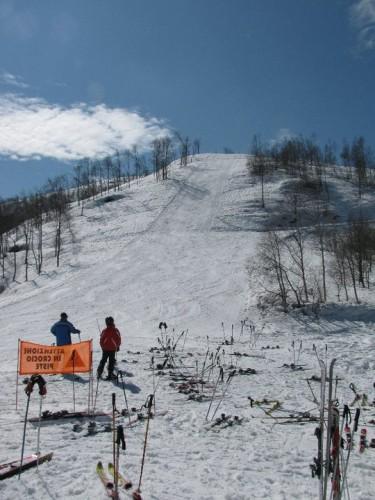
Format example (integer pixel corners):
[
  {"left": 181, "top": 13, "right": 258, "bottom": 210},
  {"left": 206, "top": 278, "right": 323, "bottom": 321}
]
[{"left": 310, "top": 358, "right": 361, "bottom": 500}]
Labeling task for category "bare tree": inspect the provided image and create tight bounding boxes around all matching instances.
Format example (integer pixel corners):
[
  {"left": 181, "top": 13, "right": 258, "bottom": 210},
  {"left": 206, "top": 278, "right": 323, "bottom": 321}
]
[
  {"left": 313, "top": 204, "right": 328, "bottom": 302},
  {"left": 351, "top": 136, "right": 369, "bottom": 198},
  {"left": 21, "top": 215, "right": 32, "bottom": 282},
  {"left": 30, "top": 193, "right": 44, "bottom": 275},
  {"left": 257, "top": 231, "right": 289, "bottom": 312},
  {"left": 192, "top": 138, "right": 200, "bottom": 156},
  {"left": 248, "top": 134, "right": 269, "bottom": 208},
  {"left": 176, "top": 133, "right": 190, "bottom": 167}
]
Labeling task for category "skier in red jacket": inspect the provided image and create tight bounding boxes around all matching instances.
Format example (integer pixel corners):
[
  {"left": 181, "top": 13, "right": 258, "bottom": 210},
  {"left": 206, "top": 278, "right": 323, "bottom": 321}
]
[{"left": 97, "top": 316, "right": 121, "bottom": 380}]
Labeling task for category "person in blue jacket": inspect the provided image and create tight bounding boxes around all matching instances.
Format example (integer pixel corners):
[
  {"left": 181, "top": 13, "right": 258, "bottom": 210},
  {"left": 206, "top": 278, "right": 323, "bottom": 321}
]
[{"left": 51, "top": 312, "right": 81, "bottom": 346}]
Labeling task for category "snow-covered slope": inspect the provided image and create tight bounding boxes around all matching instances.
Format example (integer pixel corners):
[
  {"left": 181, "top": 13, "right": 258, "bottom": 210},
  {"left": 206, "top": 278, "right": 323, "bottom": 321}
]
[{"left": 0, "top": 154, "right": 375, "bottom": 500}]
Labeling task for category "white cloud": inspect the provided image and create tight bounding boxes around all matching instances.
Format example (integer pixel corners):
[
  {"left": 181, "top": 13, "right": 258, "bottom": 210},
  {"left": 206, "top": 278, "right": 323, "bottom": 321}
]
[
  {"left": 269, "top": 128, "right": 296, "bottom": 146},
  {"left": 0, "top": 93, "right": 171, "bottom": 161},
  {"left": 0, "top": 71, "right": 29, "bottom": 89},
  {"left": 350, "top": 0, "right": 375, "bottom": 51}
]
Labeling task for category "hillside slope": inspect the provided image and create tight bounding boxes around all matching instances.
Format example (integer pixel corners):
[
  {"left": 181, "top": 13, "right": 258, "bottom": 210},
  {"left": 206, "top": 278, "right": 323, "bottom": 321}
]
[{"left": 0, "top": 154, "right": 375, "bottom": 500}]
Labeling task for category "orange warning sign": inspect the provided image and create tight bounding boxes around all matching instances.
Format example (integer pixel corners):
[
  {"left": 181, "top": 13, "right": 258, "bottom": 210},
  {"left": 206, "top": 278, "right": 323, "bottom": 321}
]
[{"left": 18, "top": 340, "right": 92, "bottom": 375}]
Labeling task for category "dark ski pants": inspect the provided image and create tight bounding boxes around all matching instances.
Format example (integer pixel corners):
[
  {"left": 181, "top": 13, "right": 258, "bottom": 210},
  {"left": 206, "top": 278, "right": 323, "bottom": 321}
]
[{"left": 97, "top": 351, "right": 116, "bottom": 377}]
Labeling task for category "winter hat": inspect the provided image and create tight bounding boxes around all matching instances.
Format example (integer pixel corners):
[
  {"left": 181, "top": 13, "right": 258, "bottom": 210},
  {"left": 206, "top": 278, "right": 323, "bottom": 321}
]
[{"left": 105, "top": 316, "right": 114, "bottom": 326}]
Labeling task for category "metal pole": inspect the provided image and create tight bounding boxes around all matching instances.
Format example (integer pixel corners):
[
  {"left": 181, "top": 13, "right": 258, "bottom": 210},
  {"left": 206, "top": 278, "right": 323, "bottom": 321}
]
[
  {"left": 36, "top": 395, "right": 43, "bottom": 468},
  {"left": 16, "top": 339, "right": 20, "bottom": 410},
  {"left": 72, "top": 350, "right": 76, "bottom": 412},
  {"left": 137, "top": 395, "right": 154, "bottom": 494},
  {"left": 119, "top": 370, "right": 131, "bottom": 426},
  {"left": 211, "top": 370, "right": 235, "bottom": 421},
  {"left": 19, "top": 393, "right": 31, "bottom": 479},
  {"left": 112, "top": 393, "right": 116, "bottom": 473},
  {"left": 205, "top": 367, "right": 223, "bottom": 421}
]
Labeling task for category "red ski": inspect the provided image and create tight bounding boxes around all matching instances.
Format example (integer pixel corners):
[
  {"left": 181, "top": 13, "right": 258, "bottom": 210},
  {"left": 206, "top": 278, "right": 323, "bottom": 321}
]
[
  {"left": 359, "top": 428, "right": 367, "bottom": 453},
  {"left": 0, "top": 452, "right": 53, "bottom": 480}
]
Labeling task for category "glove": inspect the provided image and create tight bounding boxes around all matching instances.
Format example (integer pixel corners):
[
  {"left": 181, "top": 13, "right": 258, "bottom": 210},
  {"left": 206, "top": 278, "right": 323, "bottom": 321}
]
[{"left": 117, "top": 347, "right": 120, "bottom": 352}]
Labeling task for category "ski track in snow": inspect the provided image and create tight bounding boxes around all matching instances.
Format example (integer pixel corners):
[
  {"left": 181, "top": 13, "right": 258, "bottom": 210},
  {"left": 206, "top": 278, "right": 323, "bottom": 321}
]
[{"left": 1, "top": 154, "right": 375, "bottom": 499}]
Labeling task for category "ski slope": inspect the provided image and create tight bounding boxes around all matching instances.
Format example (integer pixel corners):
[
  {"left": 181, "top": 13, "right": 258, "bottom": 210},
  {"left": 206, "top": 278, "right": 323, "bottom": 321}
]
[{"left": 0, "top": 154, "right": 375, "bottom": 500}]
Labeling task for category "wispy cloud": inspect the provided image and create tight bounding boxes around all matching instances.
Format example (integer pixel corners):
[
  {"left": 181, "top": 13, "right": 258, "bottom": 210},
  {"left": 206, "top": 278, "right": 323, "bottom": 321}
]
[
  {"left": 269, "top": 128, "right": 296, "bottom": 146},
  {"left": 0, "top": 94, "right": 170, "bottom": 161},
  {"left": 350, "top": 0, "right": 375, "bottom": 51},
  {"left": 0, "top": 1, "right": 38, "bottom": 41},
  {"left": 0, "top": 71, "right": 29, "bottom": 89}
]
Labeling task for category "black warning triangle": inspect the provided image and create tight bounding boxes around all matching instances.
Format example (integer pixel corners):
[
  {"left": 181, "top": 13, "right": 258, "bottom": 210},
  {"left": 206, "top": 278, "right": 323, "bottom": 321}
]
[{"left": 64, "top": 349, "right": 86, "bottom": 370}]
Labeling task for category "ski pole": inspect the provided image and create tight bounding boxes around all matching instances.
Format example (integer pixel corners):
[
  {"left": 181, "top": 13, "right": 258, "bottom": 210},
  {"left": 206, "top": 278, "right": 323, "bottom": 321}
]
[
  {"left": 325, "top": 344, "right": 328, "bottom": 367},
  {"left": 136, "top": 394, "right": 154, "bottom": 497},
  {"left": 150, "top": 356, "right": 157, "bottom": 414},
  {"left": 292, "top": 340, "right": 296, "bottom": 366},
  {"left": 36, "top": 394, "right": 43, "bottom": 468},
  {"left": 96, "top": 319, "right": 101, "bottom": 334},
  {"left": 296, "top": 341, "right": 302, "bottom": 365},
  {"left": 19, "top": 375, "right": 46, "bottom": 479},
  {"left": 115, "top": 425, "right": 125, "bottom": 497},
  {"left": 93, "top": 377, "right": 100, "bottom": 414},
  {"left": 306, "top": 379, "right": 319, "bottom": 406},
  {"left": 72, "top": 350, "right": 76, "bottom": 412},
  {"left": 151, "top": 355, "right": 155, "bottom": 394},
  {"left": 313, "top": 344, "right": 321, "bottom": 364},
  {"left": 118, "top": 370, "right": 131, "bottom": 426},
  {"left": 201, "top": 348, "right": 210, "bottom": 391},
  {"left": 112, "top": 393, "right": 116, "bottom": 471},
  {"left": 221, "top": 322, "right": 226, "bottom": 343},
  {"left": 19, "top": 382, "right": 32, "bottom": 479},
  {"left": 172, "top": 330, "right": 185, "bottom": 352},
  {"left": 339, "top": 409, "right": 360, "bottom": 500},
  {"left": 181, "top": 329, "right": 189, "bottom": 352},
  {"left": 35, "top": 376, "right": 47, "bottom": 467},
  {"left": 210, "top": 370, "right": 236, "bottom": 421},
  {"left": 205, "top": 367, "right": 224, "bottom": 421}
]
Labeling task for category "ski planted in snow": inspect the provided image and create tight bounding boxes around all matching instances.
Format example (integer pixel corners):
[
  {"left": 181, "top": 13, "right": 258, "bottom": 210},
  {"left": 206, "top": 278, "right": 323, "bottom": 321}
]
[
  {"left": 344, "top": 423, "right": 352, "bottom": 449},
  {"left": 108, "top": 462, "right": 132, "bottom": 490},
  {"left": 96, "top": 461, "right": 119, "bottom": 499},
  {"left": 359, "top": 428, "right": 367, "bottom": 453},
  {"left": 0, "top": 452, "right": 53, "bottom": 480},
  {"left": 330, "top": 407, "right": 341, "bottom": 500}
]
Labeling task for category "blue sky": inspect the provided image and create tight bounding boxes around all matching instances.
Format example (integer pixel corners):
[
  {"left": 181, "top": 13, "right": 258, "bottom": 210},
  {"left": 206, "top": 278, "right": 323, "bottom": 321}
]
[{"left": 0, "top": 0, "right": 374, "bottom": 197}]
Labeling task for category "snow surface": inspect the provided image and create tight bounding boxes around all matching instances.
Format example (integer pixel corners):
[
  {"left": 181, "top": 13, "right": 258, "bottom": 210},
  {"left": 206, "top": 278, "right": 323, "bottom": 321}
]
[{"left": 1, "top": 154, "right": 375, "bottom": 500}]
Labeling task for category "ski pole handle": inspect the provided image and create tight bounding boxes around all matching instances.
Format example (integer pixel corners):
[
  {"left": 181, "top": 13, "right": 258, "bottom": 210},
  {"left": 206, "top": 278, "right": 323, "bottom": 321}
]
[
  {"left": 354, "top": 409, "right": 360, "bottom": 432},
  {"left": 116, "top": 425, "right": 126, "bottom": 450},
  {"left": 146, "top": 394, "right": 154, "bottom": 411}
]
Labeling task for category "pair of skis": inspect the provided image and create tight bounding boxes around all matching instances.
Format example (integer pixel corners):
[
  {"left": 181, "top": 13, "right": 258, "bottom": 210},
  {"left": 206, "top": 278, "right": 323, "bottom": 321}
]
[
  {"left": 96, "top": 461, "right": 141, "bottom": 499},
  {"left": 0, "top": 453, "right": 53, "bottom": 480}
]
